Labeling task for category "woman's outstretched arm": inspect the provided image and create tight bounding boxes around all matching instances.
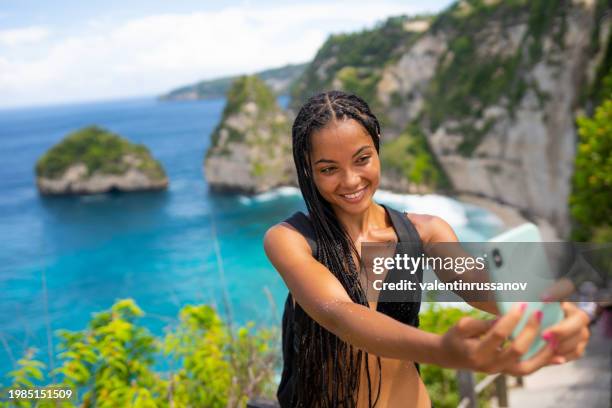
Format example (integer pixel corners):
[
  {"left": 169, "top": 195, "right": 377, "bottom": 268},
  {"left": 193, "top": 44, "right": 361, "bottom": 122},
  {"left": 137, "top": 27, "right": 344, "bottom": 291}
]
[
  {"left": 264, "top": 223, "right": 556, "bottom": 375},
  {"left": 406, "top": 213, "right": 500, "bottom": 314}
]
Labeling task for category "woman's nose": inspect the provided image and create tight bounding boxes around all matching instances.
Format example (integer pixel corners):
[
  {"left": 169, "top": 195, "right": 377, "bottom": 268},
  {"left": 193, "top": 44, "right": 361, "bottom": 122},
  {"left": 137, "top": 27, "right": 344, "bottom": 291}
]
[{"left": 341, "top": 169, "right": 361, "bottom": 189}]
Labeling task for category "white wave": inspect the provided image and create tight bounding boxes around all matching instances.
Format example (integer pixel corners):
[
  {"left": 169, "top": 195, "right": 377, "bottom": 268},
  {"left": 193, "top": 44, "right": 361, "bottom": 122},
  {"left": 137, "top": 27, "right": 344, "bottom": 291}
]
[
  {"left": 471, "top": 211, "right": 504, "bottom": 227},
  {"left": 374, "top": 190, "right": 469, "bottom": 228},
  {"left": 239, "top": 186, "right": 301, "bottom": 205}
]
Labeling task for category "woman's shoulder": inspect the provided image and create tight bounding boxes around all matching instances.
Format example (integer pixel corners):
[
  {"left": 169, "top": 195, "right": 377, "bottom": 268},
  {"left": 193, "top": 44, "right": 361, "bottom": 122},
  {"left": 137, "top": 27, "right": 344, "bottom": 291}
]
[
  {"left": 403, "top": 212, "right": 458, "bottom": 244},
  {"left": 263, "top": 212, "right": 314, "bottom": 257},
  {"left": 264, "top": 222, "right": 310, "bottom": 257}
]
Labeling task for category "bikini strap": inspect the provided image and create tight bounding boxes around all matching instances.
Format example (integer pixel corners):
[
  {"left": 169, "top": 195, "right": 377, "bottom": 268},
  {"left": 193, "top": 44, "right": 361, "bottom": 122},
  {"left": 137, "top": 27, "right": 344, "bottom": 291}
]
[
  {"left": 283, "top": 211, "right": 317, "bottom": 256},
  {"left": 385, "top": 206, "right": 423, "bottom": 249}
]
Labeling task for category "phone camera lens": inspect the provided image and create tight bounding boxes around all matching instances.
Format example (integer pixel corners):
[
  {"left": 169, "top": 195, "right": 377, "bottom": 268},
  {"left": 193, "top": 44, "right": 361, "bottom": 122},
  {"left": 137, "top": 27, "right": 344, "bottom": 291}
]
[{"left": 492, "top": 248, "right": 503, "bottom": 268}]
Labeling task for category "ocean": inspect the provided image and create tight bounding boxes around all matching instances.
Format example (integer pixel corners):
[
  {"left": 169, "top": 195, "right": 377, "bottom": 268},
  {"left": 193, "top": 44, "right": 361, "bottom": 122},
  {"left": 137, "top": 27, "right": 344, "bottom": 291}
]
[{"left": 0, "top": 96, "right": 503, "bottom": 379}]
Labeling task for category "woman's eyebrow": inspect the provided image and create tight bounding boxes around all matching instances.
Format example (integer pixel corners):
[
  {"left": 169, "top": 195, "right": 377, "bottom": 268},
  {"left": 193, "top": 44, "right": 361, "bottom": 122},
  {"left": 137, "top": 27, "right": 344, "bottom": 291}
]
[
  {"left": 314, "top": 145, "right": 372, "bottom": 165},
  {"left": 352, "top": 145, "right": 372, "bottom": 158}
]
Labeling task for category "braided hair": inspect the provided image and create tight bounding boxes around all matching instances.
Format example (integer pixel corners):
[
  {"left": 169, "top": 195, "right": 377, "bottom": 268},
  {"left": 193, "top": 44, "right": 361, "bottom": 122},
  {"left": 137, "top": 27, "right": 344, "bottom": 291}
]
[{"left": 291, "top": 90, "right": 382, "bottom": 407}]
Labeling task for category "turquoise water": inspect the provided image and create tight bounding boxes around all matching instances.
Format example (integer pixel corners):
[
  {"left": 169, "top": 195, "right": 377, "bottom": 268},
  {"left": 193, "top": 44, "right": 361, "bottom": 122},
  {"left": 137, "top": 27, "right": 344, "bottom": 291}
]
[{"left": 0, "top": 97, "right": 503, "bottom": 379}]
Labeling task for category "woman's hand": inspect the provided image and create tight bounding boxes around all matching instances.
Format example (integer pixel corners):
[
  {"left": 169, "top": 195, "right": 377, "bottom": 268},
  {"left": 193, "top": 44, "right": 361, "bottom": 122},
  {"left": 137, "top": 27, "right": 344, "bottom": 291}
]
[
  {"left": 540, "top": 302, "right": 591, "bottom": 364},
  {"left": 540, "top": 279, "right": 591, "bottom": 364},
  {"left": 439, "top": 303, "right": 557, "bottom": 376}
]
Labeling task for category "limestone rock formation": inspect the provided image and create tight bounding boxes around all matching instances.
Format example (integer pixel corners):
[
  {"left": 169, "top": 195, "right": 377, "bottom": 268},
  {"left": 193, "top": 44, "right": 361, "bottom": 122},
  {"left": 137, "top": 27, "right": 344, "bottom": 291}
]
[
  {"left": 204, "top": 76, "right": 294, "bottom": 193},
  {"left": 35, "top": 126, "right": 168, "bottom": 195}
]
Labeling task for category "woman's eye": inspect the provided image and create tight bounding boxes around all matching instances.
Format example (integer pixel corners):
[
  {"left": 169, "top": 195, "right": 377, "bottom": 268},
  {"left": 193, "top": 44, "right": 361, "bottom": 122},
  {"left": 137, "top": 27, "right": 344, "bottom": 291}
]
[
  {"left": 357, "top": 155, "right": 371, "bottom": 164},
  {"left": 321, "top": 167, "right": 336, "bottom": 174}
]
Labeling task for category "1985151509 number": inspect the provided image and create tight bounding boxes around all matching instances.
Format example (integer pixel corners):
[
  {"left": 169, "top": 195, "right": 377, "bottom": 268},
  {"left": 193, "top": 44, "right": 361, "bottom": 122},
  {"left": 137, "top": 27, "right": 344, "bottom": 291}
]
[{"left": 7, "top": 388, "right": 73, "bottom": 400}]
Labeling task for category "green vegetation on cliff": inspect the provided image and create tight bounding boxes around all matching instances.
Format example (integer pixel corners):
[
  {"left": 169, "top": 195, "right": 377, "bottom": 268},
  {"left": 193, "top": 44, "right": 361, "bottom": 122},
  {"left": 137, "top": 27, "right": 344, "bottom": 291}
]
[
  {"left": 209, "top": 75, "right": 288, "bottom": 150},
  {"left": 426, "top": 0, "right": 567, "bottom": 155},
  {"left": 35, "top": 126, "right": 166, "bottom": 181},
  {"left": 290, "top": 15, "right": 421, "bottom": 109},
  {"left": 224, "top": 76, "right": 277, "bottom": 119},
  {"left": 205, "top": 75, "right": 293, "bottom": 191},
  {"left": 380, "top": 124, "right": 449, "bottom": 189}
]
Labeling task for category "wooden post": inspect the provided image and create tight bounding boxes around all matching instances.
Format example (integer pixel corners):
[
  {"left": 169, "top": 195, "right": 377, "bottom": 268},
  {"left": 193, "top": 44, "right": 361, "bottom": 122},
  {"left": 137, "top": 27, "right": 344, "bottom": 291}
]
[
  {"left": 457, "top": 370, "right": 477, "bottom": 408},
  {"left": 246, "top": 398, "right": 280, "bottom": 408},
  {"left": 495, "top": 374, "right": 509, "bottom": 407}
]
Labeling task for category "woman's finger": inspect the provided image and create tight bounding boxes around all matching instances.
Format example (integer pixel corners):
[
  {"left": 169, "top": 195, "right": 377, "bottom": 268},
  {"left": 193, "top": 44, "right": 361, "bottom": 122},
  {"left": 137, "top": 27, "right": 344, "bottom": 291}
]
[
  {"left": 454, "top": 316, "right": 496, "bottom": 338},
  {"left": 541, "top": 302, "right": 590, "bottom": 348},
  {"left": 553, "top": 326, "right": 589, "bottom": 356},
  {"left": 550, "top": 355, "right": 566, "bottom": 364},
  {"left": 503, "top": 341, "right": 555, "bottom": 376},
  {"left": 552, "top": 327, "right": 589, "bottom": 355},
  {"left": 497, "top": 310, "right": 542, "bottom": 365},
  {"left": 479, "top": 303, "right": 527, "bottom": 356},
  {"left": 561, "top": 340, "right": 588, "bottom": 361}
]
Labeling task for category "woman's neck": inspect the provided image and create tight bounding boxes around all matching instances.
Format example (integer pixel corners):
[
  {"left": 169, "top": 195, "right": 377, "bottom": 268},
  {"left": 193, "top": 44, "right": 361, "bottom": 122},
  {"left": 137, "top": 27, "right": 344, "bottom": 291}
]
[{"left": 334, "top": 201, "right": 386, "bottom": 242}]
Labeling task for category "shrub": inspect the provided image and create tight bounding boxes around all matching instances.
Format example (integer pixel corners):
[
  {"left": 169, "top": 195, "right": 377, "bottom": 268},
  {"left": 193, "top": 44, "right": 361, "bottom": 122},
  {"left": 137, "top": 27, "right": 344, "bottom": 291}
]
[
  {"left": 570, "top": 98, "right": 612, "bottom": 240},
  {"left": 1, "top": 299, "right": 278, "bottom": 407}
]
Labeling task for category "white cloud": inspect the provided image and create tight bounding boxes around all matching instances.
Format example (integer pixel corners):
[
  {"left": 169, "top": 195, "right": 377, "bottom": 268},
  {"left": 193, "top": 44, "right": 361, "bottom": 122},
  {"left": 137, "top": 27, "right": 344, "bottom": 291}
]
[
  {"left": 0, "top": 2, "right": 428, "bottom": 108},
  {"left": 0, "top": 26, "right": 49, "bottom": 47}
]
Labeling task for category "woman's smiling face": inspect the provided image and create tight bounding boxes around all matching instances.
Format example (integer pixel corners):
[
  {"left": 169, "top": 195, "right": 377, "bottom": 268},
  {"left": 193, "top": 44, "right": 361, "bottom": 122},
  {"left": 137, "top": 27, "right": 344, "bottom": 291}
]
[{"left": 310, "top": 118, "right": 380, "bottom": 216}]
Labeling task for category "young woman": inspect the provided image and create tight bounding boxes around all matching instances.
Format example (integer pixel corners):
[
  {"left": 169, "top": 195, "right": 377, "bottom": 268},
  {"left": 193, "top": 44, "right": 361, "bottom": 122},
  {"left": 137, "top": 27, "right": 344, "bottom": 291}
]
[{"left": 263, "top": 91, "right": 590, "bottom": 408}]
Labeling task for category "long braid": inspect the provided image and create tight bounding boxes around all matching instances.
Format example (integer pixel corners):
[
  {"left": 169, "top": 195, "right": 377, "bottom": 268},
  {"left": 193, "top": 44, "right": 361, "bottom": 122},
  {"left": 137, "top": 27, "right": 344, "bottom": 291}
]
[{"left": 291, "top": 90, "right": 383, "bottom": 407}]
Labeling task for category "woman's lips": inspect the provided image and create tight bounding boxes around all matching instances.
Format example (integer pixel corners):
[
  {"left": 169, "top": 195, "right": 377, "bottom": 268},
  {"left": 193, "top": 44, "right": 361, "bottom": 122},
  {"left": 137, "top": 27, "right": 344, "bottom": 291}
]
[{"left": 338, "top": 185, "right": 368, "bottom": 203}]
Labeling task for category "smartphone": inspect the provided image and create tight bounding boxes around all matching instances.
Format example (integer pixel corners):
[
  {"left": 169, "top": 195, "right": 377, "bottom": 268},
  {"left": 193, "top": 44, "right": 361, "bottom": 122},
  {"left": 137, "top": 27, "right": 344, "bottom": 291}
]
[{"left": 486, "top": 223, "right": 564, "bottom": 360}]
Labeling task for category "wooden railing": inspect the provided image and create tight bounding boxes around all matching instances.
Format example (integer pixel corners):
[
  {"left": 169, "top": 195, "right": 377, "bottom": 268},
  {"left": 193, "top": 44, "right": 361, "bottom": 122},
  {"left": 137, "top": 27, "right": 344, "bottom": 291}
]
[
  {"left": 457, "top": 370, "right": 510, "bottom": 408},
  {"left": 246, "top": 398, "right": 280, "bottom": 408}
]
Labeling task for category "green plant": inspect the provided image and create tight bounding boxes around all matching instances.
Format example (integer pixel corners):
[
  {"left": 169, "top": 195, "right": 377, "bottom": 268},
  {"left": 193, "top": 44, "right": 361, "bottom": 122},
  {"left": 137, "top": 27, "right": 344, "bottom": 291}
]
[
  {"left": 1, "top": 299, "right": 278, "bottom": 407},
  {"left": 570, "top": 97, "right": 612, "bottom": 240},
  {"left": 54, "top": 299, "right": 163, "bottom": 407}
]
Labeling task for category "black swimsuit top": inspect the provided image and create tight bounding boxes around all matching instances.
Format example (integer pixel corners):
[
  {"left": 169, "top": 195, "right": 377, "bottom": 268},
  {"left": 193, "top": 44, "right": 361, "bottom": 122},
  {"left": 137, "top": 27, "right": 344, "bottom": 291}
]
[{"left": 276, "top": 205, "right": 424, "bottom": 407}]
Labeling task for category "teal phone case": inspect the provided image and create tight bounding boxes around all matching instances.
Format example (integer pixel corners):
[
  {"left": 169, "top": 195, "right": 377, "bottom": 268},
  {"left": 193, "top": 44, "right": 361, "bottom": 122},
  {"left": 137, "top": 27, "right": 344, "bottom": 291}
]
[{"left": 486, "top": 223, "right": 563, "bottom": 360}]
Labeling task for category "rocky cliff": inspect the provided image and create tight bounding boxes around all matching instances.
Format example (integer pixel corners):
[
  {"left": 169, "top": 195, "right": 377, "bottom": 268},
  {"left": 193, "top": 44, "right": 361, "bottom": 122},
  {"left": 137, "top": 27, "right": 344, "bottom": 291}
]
[
  {"left": 36, "top": 126, "right": 168, "bottom": 195},
  {"left": 290, "top": 0, "right": 610, "bottom": 237},
  {"left": 204, "top": 76, "right": 294, "bottom": 193}
]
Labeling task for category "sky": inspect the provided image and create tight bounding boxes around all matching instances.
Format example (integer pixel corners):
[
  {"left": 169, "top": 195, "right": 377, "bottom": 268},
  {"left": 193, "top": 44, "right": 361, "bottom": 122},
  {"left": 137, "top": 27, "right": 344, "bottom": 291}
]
[{"left": 0, "top": 0, "right": 455, "bottom": 109}]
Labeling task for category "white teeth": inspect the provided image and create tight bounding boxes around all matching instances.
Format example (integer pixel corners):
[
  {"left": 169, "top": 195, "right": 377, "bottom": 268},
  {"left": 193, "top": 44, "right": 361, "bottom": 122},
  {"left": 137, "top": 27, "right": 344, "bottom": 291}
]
[{"left": 341, "top": 187, "right": 366, "bottom": 200}]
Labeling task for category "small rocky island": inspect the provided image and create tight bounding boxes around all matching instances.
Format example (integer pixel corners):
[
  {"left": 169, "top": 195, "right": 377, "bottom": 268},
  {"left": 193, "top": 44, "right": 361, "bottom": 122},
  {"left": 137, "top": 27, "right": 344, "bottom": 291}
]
[
  {"left": 204, "top": 75, "right": 294, "bottom": 193},
  {"left": 35, "top": 126, "right": 168, "bottom": 195}
]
